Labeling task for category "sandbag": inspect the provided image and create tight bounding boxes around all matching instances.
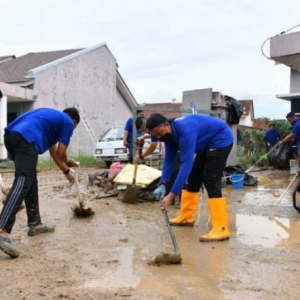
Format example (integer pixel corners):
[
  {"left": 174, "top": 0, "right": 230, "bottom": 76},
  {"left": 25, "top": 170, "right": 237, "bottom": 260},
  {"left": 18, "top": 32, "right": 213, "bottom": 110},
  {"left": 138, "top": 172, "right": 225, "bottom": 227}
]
[
  {"left": 268, "top": 142, "right": 295, "bottom": 169},
  {"left": 108, "top": 162, "right": 126, "bottom": 181}
]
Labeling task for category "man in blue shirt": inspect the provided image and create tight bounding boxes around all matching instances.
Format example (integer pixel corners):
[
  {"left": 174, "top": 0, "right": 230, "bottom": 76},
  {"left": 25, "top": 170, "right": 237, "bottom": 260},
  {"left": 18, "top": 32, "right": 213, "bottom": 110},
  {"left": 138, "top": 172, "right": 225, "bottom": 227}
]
[
  {"left": 147, "top": 113, "right": 233, "bottom": 242},
  {"left": 123, "top": 110, "right": 144, "bottom": 163},
  {"left": 264, "top": 123, "right": 281, "bottom": 152},
  {"left": 0, "top": 107, "right": 80, "bottom": 258},
  {"left": 277, "top": 112, "right": 300, "bottom": 165}
]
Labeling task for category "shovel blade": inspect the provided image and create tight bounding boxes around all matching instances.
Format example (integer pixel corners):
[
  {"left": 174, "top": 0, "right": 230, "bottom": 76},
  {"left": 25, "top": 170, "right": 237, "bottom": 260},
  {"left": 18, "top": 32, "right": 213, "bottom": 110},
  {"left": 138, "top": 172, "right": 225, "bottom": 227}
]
[{"left": 122, "top": 185, "right": 139, "bottom": 204}]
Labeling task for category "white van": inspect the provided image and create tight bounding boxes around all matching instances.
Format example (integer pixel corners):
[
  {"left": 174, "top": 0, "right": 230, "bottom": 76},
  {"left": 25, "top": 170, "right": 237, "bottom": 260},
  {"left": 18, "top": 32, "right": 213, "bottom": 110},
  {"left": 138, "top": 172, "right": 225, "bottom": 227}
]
[{"left": 94, "top": 126, "right": 161, "bottom": 167}]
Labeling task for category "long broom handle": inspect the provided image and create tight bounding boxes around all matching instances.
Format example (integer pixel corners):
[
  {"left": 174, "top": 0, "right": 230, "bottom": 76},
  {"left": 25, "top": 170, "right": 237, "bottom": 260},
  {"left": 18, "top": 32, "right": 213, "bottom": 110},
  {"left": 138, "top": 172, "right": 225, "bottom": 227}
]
[
  {"left": 278, "top": 173, "right": 299, "bottom": 204},
  {"left": 245, "top": 146, "right": 276, "bottom": 174},
  {"left": 160, "top": 200, "right": 180, "bottom": 253}
]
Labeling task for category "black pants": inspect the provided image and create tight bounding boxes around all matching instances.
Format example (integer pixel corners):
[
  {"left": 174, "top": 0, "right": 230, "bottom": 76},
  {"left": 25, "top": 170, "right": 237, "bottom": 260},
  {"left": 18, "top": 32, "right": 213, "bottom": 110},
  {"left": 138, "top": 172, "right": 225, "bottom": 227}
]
[
  {"left": 0, "top": 132, "right": 40, "bottom": 234},
  {"left": 187, "top": 144, "right": 233, "bottom": 198}
]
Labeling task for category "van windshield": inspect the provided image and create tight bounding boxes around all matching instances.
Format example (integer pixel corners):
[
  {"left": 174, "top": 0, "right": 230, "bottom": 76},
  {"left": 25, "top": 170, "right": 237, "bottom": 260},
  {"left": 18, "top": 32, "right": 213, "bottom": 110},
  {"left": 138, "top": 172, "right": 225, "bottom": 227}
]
[{"left": 100, "top": 127, "right": 124, "bottom": 141}]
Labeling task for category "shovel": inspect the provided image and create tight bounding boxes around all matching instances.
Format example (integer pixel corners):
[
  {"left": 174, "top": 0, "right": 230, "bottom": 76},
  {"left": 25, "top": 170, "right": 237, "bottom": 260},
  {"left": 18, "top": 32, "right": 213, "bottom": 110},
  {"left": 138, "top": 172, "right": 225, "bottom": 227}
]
[
  {"left": 122, "top": 159, "right": 139, "bottom": 204},
  {"left": 153, "top": 200, "right": 182, "bottom": 265},
  {"left": 71, "top": 168, "right": 95, "bottom": 217}
]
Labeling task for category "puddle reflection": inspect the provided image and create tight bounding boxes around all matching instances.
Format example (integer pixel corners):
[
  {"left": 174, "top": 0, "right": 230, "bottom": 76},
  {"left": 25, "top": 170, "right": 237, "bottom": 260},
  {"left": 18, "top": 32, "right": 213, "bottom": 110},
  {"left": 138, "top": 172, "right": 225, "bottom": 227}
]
[{"left": 236, "top": 214, "right": 300, "bottom": 248}]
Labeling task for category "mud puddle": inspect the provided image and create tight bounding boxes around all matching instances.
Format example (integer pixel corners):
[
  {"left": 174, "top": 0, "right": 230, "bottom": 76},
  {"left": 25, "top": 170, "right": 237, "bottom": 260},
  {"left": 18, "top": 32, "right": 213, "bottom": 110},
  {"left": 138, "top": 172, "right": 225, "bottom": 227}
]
[{"left": 1, "top": 168, "right": 300, "bottom": 299}]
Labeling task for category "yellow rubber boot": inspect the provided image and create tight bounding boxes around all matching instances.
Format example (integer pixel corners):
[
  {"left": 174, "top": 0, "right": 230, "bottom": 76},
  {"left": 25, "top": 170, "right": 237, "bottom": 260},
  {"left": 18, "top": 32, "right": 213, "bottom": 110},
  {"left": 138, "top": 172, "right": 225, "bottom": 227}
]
[
  {"left": 169, "top": 190, "right": 199, "bottom": 226},
  {"left": 199, "top": 197, "right": 230, "bottom": 242}
]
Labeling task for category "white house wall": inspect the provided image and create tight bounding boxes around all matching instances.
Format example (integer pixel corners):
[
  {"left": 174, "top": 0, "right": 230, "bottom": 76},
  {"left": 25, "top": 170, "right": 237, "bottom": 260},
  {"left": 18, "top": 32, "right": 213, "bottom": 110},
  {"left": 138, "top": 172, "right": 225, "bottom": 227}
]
[
  {"left": 32, "top": 46, "right": 132, "bottom": 157},
  {"left": 239, "top": 115, "right": 252, "bottom": 127}
]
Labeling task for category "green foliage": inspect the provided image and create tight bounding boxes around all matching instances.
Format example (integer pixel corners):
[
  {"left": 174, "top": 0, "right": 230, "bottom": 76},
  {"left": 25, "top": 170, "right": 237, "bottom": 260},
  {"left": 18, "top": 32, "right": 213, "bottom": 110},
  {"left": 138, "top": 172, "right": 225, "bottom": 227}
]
[
  {"left": 237, "top": 128, "right": 269, "bottom": 169},
  {"left": 37, "top": 155, "right": 103, "bottom": 169}
]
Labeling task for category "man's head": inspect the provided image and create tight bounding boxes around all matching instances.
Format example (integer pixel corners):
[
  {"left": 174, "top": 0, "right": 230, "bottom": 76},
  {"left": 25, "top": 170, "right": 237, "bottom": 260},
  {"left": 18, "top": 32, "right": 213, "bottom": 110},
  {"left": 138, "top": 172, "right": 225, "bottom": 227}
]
[
  {"left": 137, "top": 109, "right": 144, "bottom": 117},
  {"left": 135, "top": 116, "right": 147, "bottom": 132},
  {"left": 269, "top": 123, "right": 275, "bottom": 130},
  {"left": 286, "top": 112, "right": 297, "bottom": 125},
  {"left": 146, "top": 113, "right": 172, "bottom": 141},
  {"left": 63, "top": 107, "right": 80, "bottom": 127}
]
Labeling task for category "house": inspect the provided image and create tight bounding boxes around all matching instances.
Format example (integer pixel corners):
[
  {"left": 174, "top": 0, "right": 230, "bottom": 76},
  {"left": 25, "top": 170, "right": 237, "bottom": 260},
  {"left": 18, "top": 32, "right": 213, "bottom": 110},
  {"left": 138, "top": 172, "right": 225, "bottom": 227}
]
[
  {"left": 0, "top": 43, "right": 138, "bottom": 159},
  {"left": 238, "top": 99, "right": 268, "bottom": 131},
  {"left": 269, "top": 31, "right": 300, "bottom": 112}
]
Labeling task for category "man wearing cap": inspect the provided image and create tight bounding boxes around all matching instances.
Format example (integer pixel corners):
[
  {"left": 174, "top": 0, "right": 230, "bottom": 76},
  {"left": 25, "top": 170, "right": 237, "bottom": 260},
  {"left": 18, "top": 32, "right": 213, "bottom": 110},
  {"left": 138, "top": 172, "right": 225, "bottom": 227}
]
[
  {"left": 146, "top": 113, "right": 233, "bottom": 242},
  {"left": 0, "top": 107, "right": 80, "bottom": 258},
  {"left": 277, "top": 112, "right": 300, "bottom": 165}
]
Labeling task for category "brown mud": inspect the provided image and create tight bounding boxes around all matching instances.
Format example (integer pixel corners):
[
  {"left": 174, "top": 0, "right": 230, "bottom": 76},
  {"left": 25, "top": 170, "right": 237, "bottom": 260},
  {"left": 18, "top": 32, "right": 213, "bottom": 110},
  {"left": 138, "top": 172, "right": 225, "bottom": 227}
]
[
  {"left": 0, "top": 168, "right": 300, "bottom": 299},
  {"left": 152, "top": 252, "right": 182, "bottom": 265}
]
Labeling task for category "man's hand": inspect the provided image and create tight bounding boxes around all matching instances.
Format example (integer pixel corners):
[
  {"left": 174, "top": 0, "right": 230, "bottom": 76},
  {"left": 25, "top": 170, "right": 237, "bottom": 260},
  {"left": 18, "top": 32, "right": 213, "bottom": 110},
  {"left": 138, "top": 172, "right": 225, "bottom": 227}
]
[
  {"left": 153, "top": 184, "right": 166, "bottom": 201},
  {"left": 123, "top": 140, "right": 128, "bottom": 147},
  {"left": 137, "top": 136, "right": 145, "bottom": 144},
  {"left": 275, "top": 140, "right": 283, "bottom": 148},
  {"left": 66, "top": 159, "right": 79, "bottom": 168},
  {"left": 160, "top": 194, "right": 175, "bottom": 211}
]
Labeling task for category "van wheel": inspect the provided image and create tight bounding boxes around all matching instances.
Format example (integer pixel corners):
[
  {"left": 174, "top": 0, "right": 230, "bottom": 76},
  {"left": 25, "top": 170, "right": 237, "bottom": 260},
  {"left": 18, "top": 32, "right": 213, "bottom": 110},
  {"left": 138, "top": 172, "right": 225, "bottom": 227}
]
[{"left": 105, "top": 161, "right": 112, "bottom": 168}]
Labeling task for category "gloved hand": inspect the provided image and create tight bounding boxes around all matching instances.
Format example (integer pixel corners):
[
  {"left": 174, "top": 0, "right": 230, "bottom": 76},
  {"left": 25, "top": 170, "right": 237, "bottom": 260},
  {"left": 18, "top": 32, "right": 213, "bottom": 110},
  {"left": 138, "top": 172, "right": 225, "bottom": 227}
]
[{"left": 153, "top": 184, "right": 166, "bottom": 201}]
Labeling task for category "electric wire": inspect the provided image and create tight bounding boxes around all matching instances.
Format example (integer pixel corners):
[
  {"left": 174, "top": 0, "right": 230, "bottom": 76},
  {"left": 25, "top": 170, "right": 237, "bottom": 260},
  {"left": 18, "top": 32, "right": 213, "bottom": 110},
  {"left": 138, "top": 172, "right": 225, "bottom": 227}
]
[{"left": 261, "top": 23, "right": 300, "bottom": 60}]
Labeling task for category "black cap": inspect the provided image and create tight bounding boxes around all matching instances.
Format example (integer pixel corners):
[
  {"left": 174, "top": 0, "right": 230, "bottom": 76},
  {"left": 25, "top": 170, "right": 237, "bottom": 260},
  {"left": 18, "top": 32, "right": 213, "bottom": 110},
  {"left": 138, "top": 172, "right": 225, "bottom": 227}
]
[
  {"left": 286, "top": 112, "right": 295, "bottom": 118},
  {"left": 63, "top": 107, "right": 80, "bottom": 123},
  {"left": 146, "top": 113, "right": 167, "bottom": 130}
]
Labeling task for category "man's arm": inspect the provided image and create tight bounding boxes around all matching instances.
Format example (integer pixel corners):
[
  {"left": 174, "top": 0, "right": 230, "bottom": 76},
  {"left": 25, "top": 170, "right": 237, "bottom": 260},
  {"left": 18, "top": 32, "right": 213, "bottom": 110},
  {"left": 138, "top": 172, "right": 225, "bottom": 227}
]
[
  {"left": 134, "top": 141, "right": 158, "bottom": 163},
  {"left": 49, "top": 144, "right": 78, "bottom": 183},
  {"left": 123, "top": 130, "right": 129, "bottom": 147},
  {"left": 277, "top": 132, "right": 296, "bottom": 147}
]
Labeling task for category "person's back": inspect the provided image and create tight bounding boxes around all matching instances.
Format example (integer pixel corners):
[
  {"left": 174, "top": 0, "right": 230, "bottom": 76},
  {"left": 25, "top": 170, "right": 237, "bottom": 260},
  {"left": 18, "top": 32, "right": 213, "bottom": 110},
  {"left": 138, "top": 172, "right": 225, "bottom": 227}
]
[
  {"left": 5, "top": 108, "right": 74, "bottom": 154},
  {"left": 172, "top": 114, "right": 233, "bottom": 153}
]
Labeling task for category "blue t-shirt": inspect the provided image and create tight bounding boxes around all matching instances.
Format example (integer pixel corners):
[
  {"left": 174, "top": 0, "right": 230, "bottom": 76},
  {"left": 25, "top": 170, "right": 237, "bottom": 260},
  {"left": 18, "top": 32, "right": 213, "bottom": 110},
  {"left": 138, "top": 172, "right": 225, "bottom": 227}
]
[
  {"left": 161, "top": 114, "right": 234, "bottom": 195},
  {"left": 264, "top": 129, "right": 280, "bottom": 146},
  {"left": 292, "top": 118, "right": 300, "bottom": 147},
  {"left": 151, "top": 134, "right": 159, "bottom": 142},
  {"left": 124, "top": 117, "right": 143, "bottom": 143},
  {"left": 5, "top": 108, "right": 75, "bottom": 154}
]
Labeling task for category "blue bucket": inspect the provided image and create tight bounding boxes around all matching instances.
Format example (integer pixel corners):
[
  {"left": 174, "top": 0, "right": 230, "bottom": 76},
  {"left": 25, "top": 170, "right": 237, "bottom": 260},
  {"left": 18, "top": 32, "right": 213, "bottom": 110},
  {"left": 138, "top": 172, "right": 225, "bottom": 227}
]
[{"left": 230, "top": 173, "right": 244, "bottom": 189}]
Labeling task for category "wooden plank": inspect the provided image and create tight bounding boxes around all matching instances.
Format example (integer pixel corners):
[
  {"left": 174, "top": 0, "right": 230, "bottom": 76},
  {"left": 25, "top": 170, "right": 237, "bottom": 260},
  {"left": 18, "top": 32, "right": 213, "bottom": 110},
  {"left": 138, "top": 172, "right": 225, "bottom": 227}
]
[{"left": 113, "top": 164, "right": 161, "bottom": 187}]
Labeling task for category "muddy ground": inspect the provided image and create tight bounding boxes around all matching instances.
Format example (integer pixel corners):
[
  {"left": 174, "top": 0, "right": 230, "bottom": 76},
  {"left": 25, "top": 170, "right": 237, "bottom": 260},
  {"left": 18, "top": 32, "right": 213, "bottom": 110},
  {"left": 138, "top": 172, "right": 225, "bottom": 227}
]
[{"left": 1, "top": 167, "right": 300, "bottom": 300}]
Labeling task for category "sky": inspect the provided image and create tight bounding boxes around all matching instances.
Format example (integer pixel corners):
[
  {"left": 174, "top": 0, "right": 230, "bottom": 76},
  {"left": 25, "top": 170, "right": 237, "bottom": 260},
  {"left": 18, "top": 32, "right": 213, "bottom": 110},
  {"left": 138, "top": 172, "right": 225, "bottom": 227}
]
[{"left": 1, "top": 0, "right": 300, "bottom": 119}]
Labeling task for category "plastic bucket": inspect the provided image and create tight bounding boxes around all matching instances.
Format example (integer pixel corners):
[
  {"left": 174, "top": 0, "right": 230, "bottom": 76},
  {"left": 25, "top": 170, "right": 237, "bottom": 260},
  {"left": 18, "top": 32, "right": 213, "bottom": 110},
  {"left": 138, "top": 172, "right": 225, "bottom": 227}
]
[
  {"left": 289, "top": 159, "right": 298, "bottom": 175},
  {"left": 230, "top": 173, "right": 244, "bottom": 189}
]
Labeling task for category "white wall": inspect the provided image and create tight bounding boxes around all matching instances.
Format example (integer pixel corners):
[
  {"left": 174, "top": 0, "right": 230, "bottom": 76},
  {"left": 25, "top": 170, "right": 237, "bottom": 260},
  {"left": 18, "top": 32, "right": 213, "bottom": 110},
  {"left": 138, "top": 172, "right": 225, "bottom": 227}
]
[{"left": 33, "top": 46, "right": 132, "bottom": 157}]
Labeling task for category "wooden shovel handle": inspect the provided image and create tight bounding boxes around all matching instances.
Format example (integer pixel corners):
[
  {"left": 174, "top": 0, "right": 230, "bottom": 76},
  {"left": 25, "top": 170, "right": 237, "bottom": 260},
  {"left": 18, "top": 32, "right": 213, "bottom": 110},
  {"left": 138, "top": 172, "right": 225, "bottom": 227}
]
[{"left": 132, "top": 143, "right": 139, "bottom": 186}]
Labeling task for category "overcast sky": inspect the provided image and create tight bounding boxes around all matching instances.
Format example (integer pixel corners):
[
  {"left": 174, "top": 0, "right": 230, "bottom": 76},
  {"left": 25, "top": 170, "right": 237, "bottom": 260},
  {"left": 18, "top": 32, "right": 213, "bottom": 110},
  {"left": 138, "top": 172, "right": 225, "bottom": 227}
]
[{"left": 1, "top": 0, "right": 300, "bottom": 119}]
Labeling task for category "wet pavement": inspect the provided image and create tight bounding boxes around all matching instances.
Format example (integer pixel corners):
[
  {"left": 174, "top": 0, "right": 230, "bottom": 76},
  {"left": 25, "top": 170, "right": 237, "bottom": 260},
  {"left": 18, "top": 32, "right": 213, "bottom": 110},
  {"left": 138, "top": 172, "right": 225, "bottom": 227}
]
[{"left": 1, "top": 168, "right": 300, "bottom": 299}]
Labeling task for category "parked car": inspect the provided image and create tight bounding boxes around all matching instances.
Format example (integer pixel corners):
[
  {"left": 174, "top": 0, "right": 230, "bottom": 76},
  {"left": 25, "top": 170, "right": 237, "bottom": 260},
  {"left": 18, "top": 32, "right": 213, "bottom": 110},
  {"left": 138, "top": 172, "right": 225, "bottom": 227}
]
[{"left": 94, "top": 126, "right": 161, "bottom": 167}]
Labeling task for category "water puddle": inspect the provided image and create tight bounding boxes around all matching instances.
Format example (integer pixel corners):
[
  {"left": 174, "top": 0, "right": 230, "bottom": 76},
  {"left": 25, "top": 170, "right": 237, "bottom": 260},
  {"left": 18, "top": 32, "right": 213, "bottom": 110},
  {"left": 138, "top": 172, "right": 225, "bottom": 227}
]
[
  {"left": 83, "top": 246, "right": 139, "bottom": 289},
  {"left": 236, "top": 214, "right": 300, "bottom": 248},
  {"left": 137, "top": 278, "right": 176, "bottom": 297}
]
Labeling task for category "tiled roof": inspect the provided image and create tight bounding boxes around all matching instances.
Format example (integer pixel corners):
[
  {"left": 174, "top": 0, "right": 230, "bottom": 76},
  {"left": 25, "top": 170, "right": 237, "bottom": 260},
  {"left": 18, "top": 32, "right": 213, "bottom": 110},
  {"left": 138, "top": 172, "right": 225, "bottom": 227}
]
[
  {"left": 140, "top": 103, "right": 182, "bottom": 118},
  {"left": 0, "top": 49, "right": 82, "bottom": 83},
  {"left": 0, "top": 56, "right": 15, "bottom": 63}
]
